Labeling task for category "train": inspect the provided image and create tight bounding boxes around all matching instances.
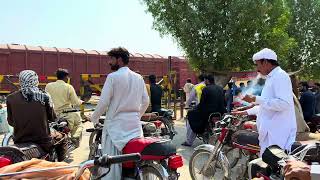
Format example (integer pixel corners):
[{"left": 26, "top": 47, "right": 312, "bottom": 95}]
[
  {"left": 0, "top": 44, "right": 199, "bottom": 94},
  {"left": 0, "top": 44, "right": 257, "bottom": 96}
]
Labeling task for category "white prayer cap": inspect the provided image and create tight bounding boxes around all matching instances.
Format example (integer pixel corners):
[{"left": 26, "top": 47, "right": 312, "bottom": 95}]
[{"left": 252, "top": 48, "right": 277, "bottom": 61}]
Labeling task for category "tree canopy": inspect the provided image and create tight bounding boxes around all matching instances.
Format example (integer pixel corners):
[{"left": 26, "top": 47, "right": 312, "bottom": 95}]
[{"left": 142, "top": 0, "right": 320, "bottom": 79}]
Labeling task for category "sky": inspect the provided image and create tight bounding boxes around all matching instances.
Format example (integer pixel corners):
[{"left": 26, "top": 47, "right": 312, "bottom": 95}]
[{"left": 0, "top": 0, "right": 183, "bottom": 56}]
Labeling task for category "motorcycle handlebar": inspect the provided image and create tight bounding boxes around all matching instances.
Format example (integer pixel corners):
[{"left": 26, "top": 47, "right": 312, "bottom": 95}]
[
  {"left": 62, "top": 108, "right": 95, "bottom": 113},
  {"left": 94, "top": 153, "right": 141, "bottom": 168},
  {"left": 86, "top": 128, "right": 94, "bottom": 132}
]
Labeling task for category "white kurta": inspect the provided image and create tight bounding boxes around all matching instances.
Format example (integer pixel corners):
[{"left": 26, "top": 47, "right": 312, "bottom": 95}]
[
  {"left": 247, "top": 67, "right": 296, "bottom": 155},
  {"left": 91, "top": 67, "right": 149, "bottom": 179},
  {"left": 185, "top": 81, "right": 205, "bottom": 107},
  {"left": 183, "top": 82, "right": 194, "bottom": 102}
]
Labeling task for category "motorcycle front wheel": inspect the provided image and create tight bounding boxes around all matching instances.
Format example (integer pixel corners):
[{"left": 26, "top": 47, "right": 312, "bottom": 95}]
[
  {"left": 189, "top": 149, "right": 226, "bottom": 180},
  {"left": 88, "top": 132, "right": 102, "bottom": 160}
]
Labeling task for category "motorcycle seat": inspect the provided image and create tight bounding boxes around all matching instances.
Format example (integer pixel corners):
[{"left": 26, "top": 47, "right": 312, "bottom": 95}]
[
  {"left": 232, "top": 130, "right": 260, "bottom": 151},
  {"left": 141, "top": 113, "right": 158, "bottom": 121},
  {"left": 123, "top": 137, "right": 176, "bottom": 159},
  {"left": 0, "top": 146, "right": 27, "bottom": 163},
  {"left": 13, "top": 143, "right": 46, "bottom": 159}
]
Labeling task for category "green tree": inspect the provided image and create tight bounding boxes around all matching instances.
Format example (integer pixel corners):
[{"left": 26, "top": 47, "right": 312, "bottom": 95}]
[
  {"left": 287, "top": 0, "right": 320, "bottom": 80},
  {"left": 142, "top": 0, "right": 296, "bottom": 72}
]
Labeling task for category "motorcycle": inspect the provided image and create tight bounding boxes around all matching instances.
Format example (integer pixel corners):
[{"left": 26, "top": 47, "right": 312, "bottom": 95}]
[
  {"left": 255, "top": 142, "right": 320, "bottom": 180},
  {"left": 185, "top": 102, "right": 223, "bottom": 144},
  {"left": 141, "top": 108, "right": 176, "bottom": 139},
  {"left": 189, "top": 114, "right": 260, "bottom": 180},
  {"left": 86, "top": 117, "right": 183, "bottom": 179},
  {"left": 0, "top": 120, "right": 72, "bottom": 163},
  {"left": 158, "top": 108, "right": 176, "bottom": 139},
  {"left": 87, "top": 116, "right": 165, "bottom": 161}
]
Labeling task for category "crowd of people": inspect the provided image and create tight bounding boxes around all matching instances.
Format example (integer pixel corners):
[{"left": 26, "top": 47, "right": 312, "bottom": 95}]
[
  {"left": 1, "top": 47, "right": 320, "bottom": 179},
  {"left": 182, "top": 48, "right": 320, "bottom": 180}
]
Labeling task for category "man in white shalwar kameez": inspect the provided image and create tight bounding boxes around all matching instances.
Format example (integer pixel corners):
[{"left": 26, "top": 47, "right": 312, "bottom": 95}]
[
  {"left": 232, "top": 48, "right": 296, "bottom": 179},
  {"left": 90, "top": 47, "right": 149, "bottom": 180}
]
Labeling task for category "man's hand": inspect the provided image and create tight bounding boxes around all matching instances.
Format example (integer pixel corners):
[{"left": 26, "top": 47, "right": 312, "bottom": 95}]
[
  {"left": 88, "top": 115, "right": 97, "bottom": 125},
  {"left": 232, "top": 104, "right": 255, "bottom": 112},
  {"left": 231, "top": 110, "right": 248, "bottom": 116},
  {"left": 242, "top": 94, "right": 256, "bottom": 103},
  {"left": 284, "top": 160, "right": 311, "bottom": 180}
]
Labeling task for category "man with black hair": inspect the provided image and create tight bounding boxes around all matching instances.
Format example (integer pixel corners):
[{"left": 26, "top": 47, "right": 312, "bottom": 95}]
[
  {"left": 182, "top": 74, "right": 226, "bottom": 146},
  {"left": 299, "top": 81, "right": 316, "bottom": 122},
  {"left": 226, "top": 82, "right": 235, "bottom": 112},
  {"left": 232, "top": 48, "right": 296, "bottom": 179},
  {"left": 90, "top": 47, "right": 149, "bottom": 179},
  {"left": 195, "top": 74, "right": 226, "bottom": 131},
  {"left": 239, "top": 82, "right": 245, "bottom": 91},
  {"left": 148, "top": 74, "right": 163, "bottom": 113},
  {"left": 45, "top": 68, "right": 83, "bottom": 147},
  {"left": 234, "top": 48, "right": 296, "bottom": 155}
]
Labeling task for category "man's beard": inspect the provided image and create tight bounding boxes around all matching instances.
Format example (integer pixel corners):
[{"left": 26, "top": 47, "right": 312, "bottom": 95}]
[{"left": 109, "top": 63, "right": 120, "bottom": 71}]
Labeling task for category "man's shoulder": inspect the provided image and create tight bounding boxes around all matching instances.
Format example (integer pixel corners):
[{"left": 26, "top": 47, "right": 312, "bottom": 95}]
[
  {"left": 206, "top": 84, "right": 222, "bottom": 91},
  {"left": 45, "top": 82, "right": 55, "bottom": 87},
  {"left": 107, "top": 71, "right": 117, "bottom": 77},
  {"left": 46, "top": 81, "right": 63, "bottom": 88},
  {"left": 110, "top": 68, "right": 144, "bottom": 82},
  {"left": 274, "top": 67, "right": 289, "bottom": 78},
  {"left": 195, "top": 83, "right": 206, "bottom": 88},
  {"left": 269, "top": 68, "right": 289, "bottom": 84},
  {"left": 7, "top": 91, "right": 21, "bottom": 101},
  {"left": 304, "top": 91, "right": 315, "bottom": 97},
  {"left": 129, "top": 69, "right": 143, "bottom": 78}
]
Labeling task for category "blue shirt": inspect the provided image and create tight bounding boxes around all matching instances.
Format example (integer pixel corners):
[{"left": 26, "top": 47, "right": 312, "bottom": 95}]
[{"left": 300, "top": 90, "right": 316, "bottom": 121}]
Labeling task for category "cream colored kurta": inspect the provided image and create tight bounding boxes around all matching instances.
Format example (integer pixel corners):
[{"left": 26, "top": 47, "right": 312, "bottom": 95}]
[
  {"left": 45, "top": 80, "right": 83, "bottom": 139},
  {"left": 45, "top": 80, "right": 82, "bottom": 113}
]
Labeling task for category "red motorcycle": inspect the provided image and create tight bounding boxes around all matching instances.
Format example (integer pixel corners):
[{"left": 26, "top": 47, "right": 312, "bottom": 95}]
[
  {"left": 189, "top": 114, "right": 260, "bottom": 180},
  {"left": 86, "top": 120, "right": 183, "bottom": 179}
]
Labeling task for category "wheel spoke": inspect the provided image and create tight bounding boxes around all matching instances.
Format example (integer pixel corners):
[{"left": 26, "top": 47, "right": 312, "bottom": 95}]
[{"left": 190, "top": 150, "right": 224, "bottom": 180}]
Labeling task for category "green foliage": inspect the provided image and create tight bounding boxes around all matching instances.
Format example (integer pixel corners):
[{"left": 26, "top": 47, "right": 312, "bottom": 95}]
[
  {"left": 287, "top": 0, "right": 320, "bottom": 80},
  {"left": 142, "top": 0, "right": 320, "bottom": 80}
]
